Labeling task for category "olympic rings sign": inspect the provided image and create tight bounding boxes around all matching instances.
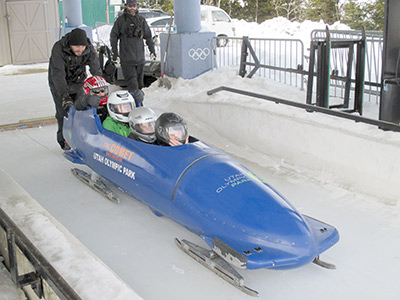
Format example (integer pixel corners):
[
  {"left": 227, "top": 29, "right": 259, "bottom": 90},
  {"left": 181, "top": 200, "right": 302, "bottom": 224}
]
[{"left": 188, "top": 48, "right": 210, "bottom": 61}]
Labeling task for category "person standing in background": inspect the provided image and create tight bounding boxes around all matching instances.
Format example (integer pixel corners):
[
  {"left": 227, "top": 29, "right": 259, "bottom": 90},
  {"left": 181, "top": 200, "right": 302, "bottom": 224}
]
[{"left": 110, "top": 0, "right": 156, "bottom": 107}]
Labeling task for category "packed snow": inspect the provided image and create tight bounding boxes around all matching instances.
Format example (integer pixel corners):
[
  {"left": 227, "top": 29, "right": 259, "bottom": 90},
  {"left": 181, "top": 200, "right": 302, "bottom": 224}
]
[{"left": 1, "top": 16, "right": 400, "bottom": 300}]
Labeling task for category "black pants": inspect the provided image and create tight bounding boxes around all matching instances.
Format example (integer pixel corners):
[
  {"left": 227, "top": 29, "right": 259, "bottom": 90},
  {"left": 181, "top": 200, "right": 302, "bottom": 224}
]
[
  {"left": 121, "top": 63, "right": 144, "bottom": 105},
  {"left": 50, "top": 86, "right": 81, "bottom": 149}
]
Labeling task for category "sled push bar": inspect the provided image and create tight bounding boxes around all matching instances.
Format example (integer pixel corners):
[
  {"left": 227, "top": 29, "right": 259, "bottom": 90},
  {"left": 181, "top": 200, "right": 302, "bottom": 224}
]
[{"left": 207, "top": 86, "right": 400, "bottom": 133}]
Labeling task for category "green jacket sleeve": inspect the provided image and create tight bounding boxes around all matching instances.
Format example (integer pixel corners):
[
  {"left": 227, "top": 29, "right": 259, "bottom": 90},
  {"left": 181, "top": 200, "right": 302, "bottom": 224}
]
[{"left": 103, "top": 117, "right": 131, "bottom": 137}]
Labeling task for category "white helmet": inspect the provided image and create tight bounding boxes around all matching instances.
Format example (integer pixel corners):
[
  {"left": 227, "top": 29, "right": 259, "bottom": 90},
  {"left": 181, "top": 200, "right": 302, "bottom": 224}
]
[
  {"left": 128, "top": 107, "right": 156, "bottom": 143},
  {"left": 107, "top": 91, "right": 136, "bottom": 123}
]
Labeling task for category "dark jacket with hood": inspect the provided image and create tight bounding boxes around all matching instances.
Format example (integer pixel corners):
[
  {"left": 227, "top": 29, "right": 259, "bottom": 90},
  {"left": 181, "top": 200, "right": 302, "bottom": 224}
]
[
  {"left": 110, "top": 9, "right": 155, "bottom": 65},
  {"left": 48, "top": 32, "right": 102, "bottom": 98}
]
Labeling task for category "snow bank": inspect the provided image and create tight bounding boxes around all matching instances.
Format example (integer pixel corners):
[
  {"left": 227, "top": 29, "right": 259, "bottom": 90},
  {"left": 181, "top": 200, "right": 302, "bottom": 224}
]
[
  {"left": 0, "top": 168, "right": 143, "bottom": 300},
  {"left": 232, "top": 17, "right": 351, "bottom": 52},
  {"left": 145, "top": 67, "right": 400, "bottom": 205},
  {"left": 93, "top": 16, "right": 352, "bottom": 50}
]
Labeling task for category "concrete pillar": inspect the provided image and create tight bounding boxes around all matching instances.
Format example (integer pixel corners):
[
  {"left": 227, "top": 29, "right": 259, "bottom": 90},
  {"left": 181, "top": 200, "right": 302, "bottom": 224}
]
[
  {"left": 63, "top": 0, "right": 83, "bottom": 27},
  {"left": 174, "top": 0, "right": 201, "bottom": 33},
  {"left": 59, "top": 0, "right": 92, "bottom": 40},
  {"left": 160, "top": 0, "right": 214, "bottom": 79},
  {"left": 380, "top": 0, "right": 400, "bottom": 124}
]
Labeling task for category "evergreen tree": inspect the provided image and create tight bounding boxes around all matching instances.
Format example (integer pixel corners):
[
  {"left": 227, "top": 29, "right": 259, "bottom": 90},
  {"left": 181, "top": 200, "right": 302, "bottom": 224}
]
[
  {"left": 305, "top": 0, "right": 339, "bottom": 25},
  {"left": 340, "top": 0, "right": 365, "bottom": 30},
  {"left": 220, "top": 0, "right": 245, "bottom": 19},
  {"left": 340, "top": 0, "right": 384, "bottom": 31},
  {"left": 365, "top": 0, "right": 384, "bottom": 31}
]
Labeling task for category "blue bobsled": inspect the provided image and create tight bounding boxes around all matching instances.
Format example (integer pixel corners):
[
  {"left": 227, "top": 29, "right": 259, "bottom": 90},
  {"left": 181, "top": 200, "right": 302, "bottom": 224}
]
[{"left": 63, "top": 106, "right": 339, "bottom": 294}]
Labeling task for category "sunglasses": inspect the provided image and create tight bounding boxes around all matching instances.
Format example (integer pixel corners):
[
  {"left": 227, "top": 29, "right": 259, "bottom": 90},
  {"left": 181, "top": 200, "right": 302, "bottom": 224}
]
[
  {"left": 92, "top": 89, "right": 106, "bottom": 94},
  {"left": 127, "top": 3, "right": 137, "bottom": 7}
]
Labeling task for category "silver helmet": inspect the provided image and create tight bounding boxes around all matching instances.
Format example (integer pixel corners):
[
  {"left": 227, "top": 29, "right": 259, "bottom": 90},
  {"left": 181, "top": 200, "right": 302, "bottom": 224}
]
[
  {"left": 128, "top": 107, "right": 157, "bottom": 143},
  {"left": 107, "top": 91, "right": 136, "bottom": 123}
]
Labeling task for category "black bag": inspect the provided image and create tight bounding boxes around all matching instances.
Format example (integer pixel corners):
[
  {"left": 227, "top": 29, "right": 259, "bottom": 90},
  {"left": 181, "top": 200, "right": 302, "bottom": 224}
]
[{"left": 99, "top": 45, "right": 117, "bottom": 84}]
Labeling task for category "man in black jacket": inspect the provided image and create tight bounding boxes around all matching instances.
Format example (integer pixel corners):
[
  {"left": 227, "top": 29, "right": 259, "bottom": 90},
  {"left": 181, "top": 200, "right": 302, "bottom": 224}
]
[
  {"left": 48, "top": 28, "right": 102, "bottom": 150},
  {"left": 110, "top": 0, "right": 156, "bottom": 107}
]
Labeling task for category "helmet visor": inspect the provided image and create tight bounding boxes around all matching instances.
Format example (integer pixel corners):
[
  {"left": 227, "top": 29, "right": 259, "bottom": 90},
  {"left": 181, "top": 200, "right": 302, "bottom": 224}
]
[
  {"left": 134, "top": 121, "right": 155, "bottom": 134},
  {"left": 167, "top": 124, "right": 187, "bottom": 140},
  {"left": 111, "top": 102, "right": 134, "bottom": 116}
]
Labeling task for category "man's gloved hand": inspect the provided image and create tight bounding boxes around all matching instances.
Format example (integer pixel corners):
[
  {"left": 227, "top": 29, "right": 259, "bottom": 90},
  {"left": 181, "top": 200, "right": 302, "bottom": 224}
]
[
  {"left": 112, "top": 52, "right": 119, "bottom": 62},
  {"left": 61, "top": 94, "right": 73, "bottom": 113},
  {"left": 150, "top": 52, "right": 156, "bottom": 60},
  {"left": 87, "top": 95, "right": 101, "bottom": 107}
]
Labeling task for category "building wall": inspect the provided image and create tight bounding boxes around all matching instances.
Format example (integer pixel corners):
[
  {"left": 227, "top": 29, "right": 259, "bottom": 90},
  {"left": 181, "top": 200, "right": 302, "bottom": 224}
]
[
  {"left": 0, "top": 0, "right": 12, "bottom": 65},
  {"left": 0, "top": 0, "right": 59, "bottom": 66},
  {"left": 82, "top": 0, "right": 108, "bottom": 28}
]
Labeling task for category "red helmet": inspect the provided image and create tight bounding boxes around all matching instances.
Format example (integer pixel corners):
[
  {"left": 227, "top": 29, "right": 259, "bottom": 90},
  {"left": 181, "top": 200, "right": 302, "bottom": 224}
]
[{"left": 83, "top": 76, "right": 109, "bottom": 105}]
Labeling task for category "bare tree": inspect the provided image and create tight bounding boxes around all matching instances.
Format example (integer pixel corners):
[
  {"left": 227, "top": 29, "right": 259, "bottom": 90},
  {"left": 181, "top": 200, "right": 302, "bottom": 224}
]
[
  {"left": 202, "top": 0, "right": 214, "bottom": 5},
  {"left": 255, "top": 0, "right": 259, "bottom": 23},
  {"left": 272, "top": 0, "right": 304, "bottom": 21}
]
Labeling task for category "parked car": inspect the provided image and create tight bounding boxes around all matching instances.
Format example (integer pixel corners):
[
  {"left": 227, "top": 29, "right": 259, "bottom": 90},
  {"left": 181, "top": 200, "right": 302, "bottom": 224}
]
[
  {"left": 115, "top": 8, "right": 169, "bottom": 21},
  {"left": 200, "top": 5, "right": 235, "bottom": 47},
  {"left": 145, "top": 6, "right": 235, "bottom": 48},
  {"left": 147, "top": 16, "right": 174, "bottom": 46},
  {"left": 138, "top": 8, "right": 169, "bottom": 19}
]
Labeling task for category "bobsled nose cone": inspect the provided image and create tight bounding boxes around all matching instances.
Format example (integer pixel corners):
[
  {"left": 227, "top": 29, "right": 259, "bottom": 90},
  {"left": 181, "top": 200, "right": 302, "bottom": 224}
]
[{"left": 244, "top": 213, "right": 339, "bottom": 270}]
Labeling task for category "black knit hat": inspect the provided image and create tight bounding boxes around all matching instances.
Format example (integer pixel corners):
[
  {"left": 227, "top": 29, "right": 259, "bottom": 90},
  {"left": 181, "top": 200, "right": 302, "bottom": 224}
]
[
  {"left": 69, "top": 28, "right": 87, "bottom": 46},
  {"left": 126, "top": 0, "right": 137, "bottom": 6}
]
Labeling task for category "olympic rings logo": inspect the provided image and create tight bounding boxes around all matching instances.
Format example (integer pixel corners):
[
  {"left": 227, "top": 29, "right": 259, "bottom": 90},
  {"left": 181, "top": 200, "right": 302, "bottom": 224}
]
[{"left": 188, "top": 48, "right": 210, "bottom": 61}]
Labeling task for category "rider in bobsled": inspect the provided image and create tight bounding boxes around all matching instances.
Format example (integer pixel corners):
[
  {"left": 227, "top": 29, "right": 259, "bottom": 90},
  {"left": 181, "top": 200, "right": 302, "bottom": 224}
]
[
  {"left": 103, "top": 91, "right": 136, "bottom": 137},
  {"left": 81, "top": 76, "right": 110, "bottom": 122},
  {"left": 128, "top": 107, "right": 157, "bottom": 143},
  {"left": 70, "top": 76, "right": 109, "bottom": 111},
  {"left": 127, "top": 109, "right": 190, "bottom": 147},
  {"left": 155, "top": 112, "right": 189, "bottom": 146}
]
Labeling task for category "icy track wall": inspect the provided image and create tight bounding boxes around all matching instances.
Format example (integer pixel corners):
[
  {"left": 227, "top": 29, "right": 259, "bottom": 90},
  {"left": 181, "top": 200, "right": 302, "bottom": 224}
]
[
  {"left": 166, "top": 94, "right": 400, "bottom": 205},
  {"left": 0, "top": 169, "right": 143, "bottom": 300}
]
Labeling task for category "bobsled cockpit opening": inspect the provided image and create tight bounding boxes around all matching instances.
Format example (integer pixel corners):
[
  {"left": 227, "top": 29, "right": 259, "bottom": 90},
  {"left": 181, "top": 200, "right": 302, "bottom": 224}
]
[
  {"left": 92, "top": 107, "right": 106, "bottom": 133},
  {"left": 188, "top": 136, "right": 199, "bottom": 143}
]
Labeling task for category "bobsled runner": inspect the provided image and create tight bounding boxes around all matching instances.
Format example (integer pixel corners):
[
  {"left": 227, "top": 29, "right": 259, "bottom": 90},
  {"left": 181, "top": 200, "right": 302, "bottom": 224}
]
[{"left": 63, "top": 106, "right": 339, "bottom": 296}]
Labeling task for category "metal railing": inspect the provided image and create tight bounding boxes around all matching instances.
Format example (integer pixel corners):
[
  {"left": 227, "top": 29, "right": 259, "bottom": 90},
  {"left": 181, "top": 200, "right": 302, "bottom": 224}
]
[
  {"left": 310, "top": 29, "right": 383, "bottom": 103},
  {"left": 211, "top": 36, "right": 305, "bottom": 90},
  {"left": 211, "top": 31, "right": 383, "bottom": 105},
  {"left": 207, "top": 86, "right": 400, "bottom": 132},
  {"left": 0, "top": 207, "right": 82, "bottom": 300}
]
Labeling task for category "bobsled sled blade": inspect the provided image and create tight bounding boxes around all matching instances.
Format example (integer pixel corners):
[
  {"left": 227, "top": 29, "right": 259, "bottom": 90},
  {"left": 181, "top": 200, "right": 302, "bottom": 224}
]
[
  {"left": 312, "top": 255, "right": 336, "bottom": 269},
  {"left": 71, "top": 168, "right": 120, "bottom": 204},
  {"left": 174, "top": 238, "right": 259, "bottom": 297},
  {"left": 212, "top": 237, "right": 248, "bottom": 269}
]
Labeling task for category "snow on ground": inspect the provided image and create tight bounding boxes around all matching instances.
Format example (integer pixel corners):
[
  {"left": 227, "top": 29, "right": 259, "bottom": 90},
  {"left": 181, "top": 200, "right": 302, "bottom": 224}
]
[
  {"left": 1, "top": 16, "right": 400, "bottom": 300},
  {"left": 1, "top": 61, "right": 400, "bottom": 299},
  {"left": 0, "top": 168, "right": 142, "bottom": 300}
]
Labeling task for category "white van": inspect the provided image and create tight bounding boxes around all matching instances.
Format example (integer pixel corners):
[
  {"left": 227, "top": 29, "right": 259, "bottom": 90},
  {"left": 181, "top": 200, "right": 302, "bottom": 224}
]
[{"left": 200, "top": 5, "right": 235, "bottom": 47}]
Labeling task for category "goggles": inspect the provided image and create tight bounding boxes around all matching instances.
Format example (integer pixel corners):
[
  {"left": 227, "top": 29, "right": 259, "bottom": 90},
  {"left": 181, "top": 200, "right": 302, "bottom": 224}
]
[{"left": 91, "top": 88, "right": 107, "bottom": 94}]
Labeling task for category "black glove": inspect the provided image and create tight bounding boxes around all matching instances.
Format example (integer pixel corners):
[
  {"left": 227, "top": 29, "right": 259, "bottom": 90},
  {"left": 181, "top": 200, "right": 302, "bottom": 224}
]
[
  {"left": 112, "top": 52, "right": 119, "bottom": 61},
  {"left": 87, "top": 95, "right": 101, "bottom": 107},
  {"left": 61, "top": 94, "right": 73, "bottom": 113}
]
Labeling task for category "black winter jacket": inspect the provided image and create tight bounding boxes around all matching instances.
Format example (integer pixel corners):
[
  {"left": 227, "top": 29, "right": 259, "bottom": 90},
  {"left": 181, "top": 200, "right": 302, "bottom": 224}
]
[
  {"left": 110, "top": 10, "right": 155, "bottom": 65},
  {"left": 48, "top": 32, "right": 102, "bottom": 98}
]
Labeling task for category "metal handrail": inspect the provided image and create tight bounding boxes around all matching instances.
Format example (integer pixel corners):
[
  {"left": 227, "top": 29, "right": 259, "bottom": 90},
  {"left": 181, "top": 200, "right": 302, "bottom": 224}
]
[
  {"left": 207, "top": 86, "right": 400, "bottom": 132},
  {"left": 0, "top": 207, "right": 82, "bottom": 300},
  {"left": 311, "top": 29, "right": 383, "bottom": 103},
  {"left": 211, "top": 36, "right": 305, "bottom": 90}
]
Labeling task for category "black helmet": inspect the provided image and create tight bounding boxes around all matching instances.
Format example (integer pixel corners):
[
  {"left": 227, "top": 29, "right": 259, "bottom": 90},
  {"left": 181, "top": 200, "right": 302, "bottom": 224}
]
[{"left": 155, "top": 113, "right": 188, "bottom": 146}]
